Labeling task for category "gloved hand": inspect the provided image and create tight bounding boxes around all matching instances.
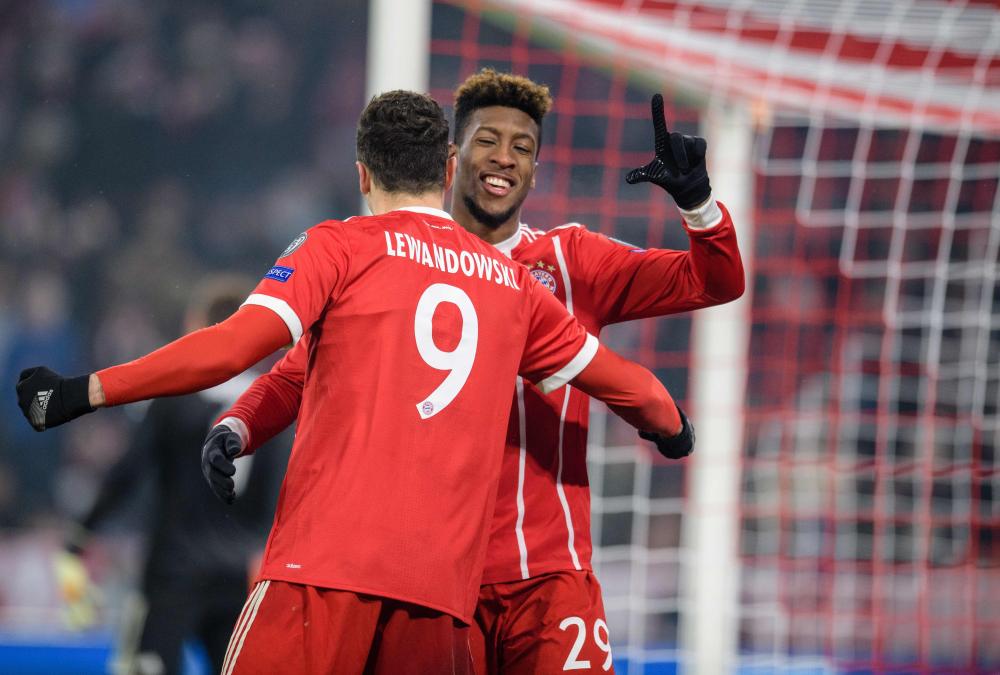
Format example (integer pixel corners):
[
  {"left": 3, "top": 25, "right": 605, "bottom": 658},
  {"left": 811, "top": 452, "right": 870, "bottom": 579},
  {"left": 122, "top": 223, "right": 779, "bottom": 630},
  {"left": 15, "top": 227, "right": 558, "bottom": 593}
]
[
  {"left": 52, "top": 549, "right": 101, "bottom": 630},
  {"left": 625, "top": 94, "right": 712, "bottom": 210},
  {"left": 201, "top": 424, "right": 244, "bottom": 504},
  {"left": 16, "top": 367, "right": 94, "bottom": 431},
  {"left": 639, "top": 406, "right": 695, "bottom": 460}
]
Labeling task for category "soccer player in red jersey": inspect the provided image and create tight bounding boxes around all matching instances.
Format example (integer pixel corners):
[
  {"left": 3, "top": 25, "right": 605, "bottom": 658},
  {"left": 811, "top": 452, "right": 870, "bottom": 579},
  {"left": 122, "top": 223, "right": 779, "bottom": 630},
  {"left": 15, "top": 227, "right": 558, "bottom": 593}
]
[
  {"left": 207, "top": 71, "right": 744, "bottom": 673},
  {"left": 15, "top": 89, "right": 690, "bottom": 675}
]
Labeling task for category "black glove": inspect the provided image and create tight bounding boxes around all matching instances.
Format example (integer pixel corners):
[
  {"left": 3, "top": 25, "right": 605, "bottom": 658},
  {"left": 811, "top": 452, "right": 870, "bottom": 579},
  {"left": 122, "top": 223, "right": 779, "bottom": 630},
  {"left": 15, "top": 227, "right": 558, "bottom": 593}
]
[
  {"left": 625, "top": 94, "right": 711, "bottom": 210},
  {"left": 16, "top": 367, "right": 94, "bottom": 431},
  {"left": 201, "top": 424, "right": 244, "bottom": 504},
  {"left": 639, "top": 406, "right": 695, "bottom": 460}
]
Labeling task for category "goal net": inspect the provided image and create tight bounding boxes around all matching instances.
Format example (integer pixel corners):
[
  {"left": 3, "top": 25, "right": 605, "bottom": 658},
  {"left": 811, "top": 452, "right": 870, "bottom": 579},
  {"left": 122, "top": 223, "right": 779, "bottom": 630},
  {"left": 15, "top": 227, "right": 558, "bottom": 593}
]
[{"left": 428, "top": 0, "right": 1000, "bottom": 673}]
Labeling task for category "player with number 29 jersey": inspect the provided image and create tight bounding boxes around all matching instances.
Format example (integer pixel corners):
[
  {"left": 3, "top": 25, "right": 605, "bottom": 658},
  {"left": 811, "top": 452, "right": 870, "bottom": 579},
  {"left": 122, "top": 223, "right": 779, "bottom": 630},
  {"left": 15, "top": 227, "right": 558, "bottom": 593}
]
[{"left": 241, "top": 206, "right": 598, "bottom": 622}]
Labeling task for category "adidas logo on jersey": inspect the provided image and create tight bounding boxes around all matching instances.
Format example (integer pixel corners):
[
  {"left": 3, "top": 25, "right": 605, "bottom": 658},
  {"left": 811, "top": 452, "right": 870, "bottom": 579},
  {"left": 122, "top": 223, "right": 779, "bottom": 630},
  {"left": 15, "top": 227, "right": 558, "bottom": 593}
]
[{"left": 29, "top": 389, "right": 53, "bottom": 429}]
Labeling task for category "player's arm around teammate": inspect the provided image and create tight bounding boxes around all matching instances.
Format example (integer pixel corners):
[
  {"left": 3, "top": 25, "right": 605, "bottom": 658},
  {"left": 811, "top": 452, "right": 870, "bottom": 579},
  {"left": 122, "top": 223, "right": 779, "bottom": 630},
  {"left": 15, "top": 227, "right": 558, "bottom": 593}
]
[
  {"left": 15, "top": 303, "right": 291, "bottom": 431},
  {"left": 201, "top": 325, "right": 692, "bottom": 504}
]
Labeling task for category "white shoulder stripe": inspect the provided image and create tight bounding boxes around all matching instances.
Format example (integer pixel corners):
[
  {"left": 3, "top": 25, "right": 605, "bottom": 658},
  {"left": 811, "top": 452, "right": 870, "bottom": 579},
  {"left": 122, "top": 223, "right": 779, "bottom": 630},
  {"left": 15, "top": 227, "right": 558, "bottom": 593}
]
[
  {"left": 242, "top": 294, "right": 303, "bottom": 345},
  {"left": 537, "top": 333, "right": 599, "bottom": 393},
  {"left": 550, "top": 222, "right": 583, "bottom": 231}
]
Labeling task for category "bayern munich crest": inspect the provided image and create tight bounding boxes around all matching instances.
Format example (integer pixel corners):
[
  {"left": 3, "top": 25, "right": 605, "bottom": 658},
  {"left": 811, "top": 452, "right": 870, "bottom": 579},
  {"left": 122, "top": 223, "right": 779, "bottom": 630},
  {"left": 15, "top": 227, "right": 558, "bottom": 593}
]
[{"left": 530, "top": 261, "right": 558, "bottom": 294}]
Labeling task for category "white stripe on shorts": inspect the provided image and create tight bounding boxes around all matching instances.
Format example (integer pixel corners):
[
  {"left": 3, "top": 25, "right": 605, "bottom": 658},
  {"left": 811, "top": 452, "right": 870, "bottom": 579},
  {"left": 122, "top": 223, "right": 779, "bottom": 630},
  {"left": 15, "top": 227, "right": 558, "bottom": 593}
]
[{"left": 223, "top": 580, "right": 270, "bottom": 675}]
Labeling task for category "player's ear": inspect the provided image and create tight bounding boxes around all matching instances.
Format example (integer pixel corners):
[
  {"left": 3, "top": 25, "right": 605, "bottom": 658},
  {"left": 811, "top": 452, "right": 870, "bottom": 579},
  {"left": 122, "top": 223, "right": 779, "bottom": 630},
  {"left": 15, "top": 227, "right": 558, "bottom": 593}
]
[
  {"left": 531, "top": 162, "right": 538, "bottom": 190},
  {"left": 443, "top": 153, "right": 458, "bottom": 192},
  {"left": 357, "top": 162, "right": 371, "bottom": 196}
]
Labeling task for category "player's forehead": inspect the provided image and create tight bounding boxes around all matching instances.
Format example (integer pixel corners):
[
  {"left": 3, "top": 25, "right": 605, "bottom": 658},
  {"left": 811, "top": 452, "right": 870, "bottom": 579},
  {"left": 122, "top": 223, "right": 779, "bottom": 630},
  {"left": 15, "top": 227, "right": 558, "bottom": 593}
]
[{"left": 463, "top": 105, "right": 539, "bottom": 144}]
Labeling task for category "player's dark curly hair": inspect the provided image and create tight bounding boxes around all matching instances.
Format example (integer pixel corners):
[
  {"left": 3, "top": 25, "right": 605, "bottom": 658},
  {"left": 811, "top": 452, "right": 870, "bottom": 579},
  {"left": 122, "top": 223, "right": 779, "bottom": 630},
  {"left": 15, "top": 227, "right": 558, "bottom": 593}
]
[
  {"left": 356, "top": 90, "right": 450, "bottom": 194},
  {"left": 453, "top": 69, "right": 553, "bottom": 149}
]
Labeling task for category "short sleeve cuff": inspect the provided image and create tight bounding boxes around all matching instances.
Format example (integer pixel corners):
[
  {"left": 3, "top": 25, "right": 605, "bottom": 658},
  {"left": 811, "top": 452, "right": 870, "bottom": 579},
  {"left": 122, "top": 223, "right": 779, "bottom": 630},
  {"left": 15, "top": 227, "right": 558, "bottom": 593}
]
[
  {"left": 243, "top": 294, "right": 303, "bottom": 345},
  {"left": 537, "top": 333, "right": 599, "bottom": 393}
]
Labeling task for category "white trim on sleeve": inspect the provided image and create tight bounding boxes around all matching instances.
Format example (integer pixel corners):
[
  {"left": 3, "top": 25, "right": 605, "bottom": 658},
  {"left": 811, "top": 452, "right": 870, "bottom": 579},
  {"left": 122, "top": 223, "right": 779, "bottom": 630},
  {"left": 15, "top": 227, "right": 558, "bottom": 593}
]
[
  {"left": 679, "top": 195, "right": 723, "bottom": 230},
  {"left": 217, "top": 416, "right": 250, "bottom": 454},
  {"left": 537, "top": 333, "right": 599, "bottom": 394},
  {"left": 242, "top": 294, "right": 303, "bottom": 345}
]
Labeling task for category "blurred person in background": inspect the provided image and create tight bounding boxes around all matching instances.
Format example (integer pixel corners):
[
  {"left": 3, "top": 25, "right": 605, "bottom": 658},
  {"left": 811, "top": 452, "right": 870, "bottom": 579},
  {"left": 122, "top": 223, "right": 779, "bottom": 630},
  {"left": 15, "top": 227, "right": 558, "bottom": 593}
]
[
  {"left": 0, "top": 269, "right": 84, "bottom": 522},
  {"left": 0, "top": 4, "right": 363, "bottom": 663},
  {"left": 0, "top": 0, "right": 364, "bottom": 534},
  {"left": 52, "top": 276, "right": 291, "bottom": 675}
]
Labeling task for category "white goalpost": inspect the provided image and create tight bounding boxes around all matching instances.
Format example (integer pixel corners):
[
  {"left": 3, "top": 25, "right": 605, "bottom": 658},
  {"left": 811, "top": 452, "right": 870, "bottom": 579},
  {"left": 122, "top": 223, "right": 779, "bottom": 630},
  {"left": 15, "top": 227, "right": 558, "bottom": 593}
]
[
  {"left": 682, "top": 100, "right": 755, "bottom": 675},
  {"left": 364, "top": 0, "right": 434, "bottom": 215}
]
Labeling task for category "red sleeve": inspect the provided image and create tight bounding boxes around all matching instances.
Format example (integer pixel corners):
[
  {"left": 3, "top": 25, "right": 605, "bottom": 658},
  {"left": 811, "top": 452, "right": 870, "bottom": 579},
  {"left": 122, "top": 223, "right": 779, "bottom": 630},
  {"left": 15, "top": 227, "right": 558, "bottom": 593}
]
[
  {"left": 570, "top": 343, "right": 681, "bottom": 436},
  {"left": 220, "top": 338, "right": 307, "bottom": 454},
  {"left": 96, "top": 305, "right": 290, "bottom": 407},
  {"left": 517, "top": 271, "right": 599, "bottom": 392},
  {"left": 242, "top": 221, "right": 352, "bottom": 344},
  {"left": 576, "top": 202, "right": 745, "bottom": 324}
]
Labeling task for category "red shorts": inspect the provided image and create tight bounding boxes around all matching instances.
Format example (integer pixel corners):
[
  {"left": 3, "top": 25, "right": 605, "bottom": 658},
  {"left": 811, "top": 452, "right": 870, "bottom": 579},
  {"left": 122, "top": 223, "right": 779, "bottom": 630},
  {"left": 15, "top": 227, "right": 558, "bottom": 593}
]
[
  {"left": 472, "top": 570, "right": 615, "bottom": 674},
  {"left": 223, "top": 580, "right": 474, "bottom": 675}
]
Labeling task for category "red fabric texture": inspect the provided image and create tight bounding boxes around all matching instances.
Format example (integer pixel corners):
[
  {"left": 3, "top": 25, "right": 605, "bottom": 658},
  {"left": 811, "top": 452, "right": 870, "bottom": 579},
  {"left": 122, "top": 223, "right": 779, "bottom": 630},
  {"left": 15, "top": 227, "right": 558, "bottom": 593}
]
[
  {"left": 571, "top": 342, "right": 680, "bottom": 436},
  {"left": 224, "top": 580, "right": 472, "bottom": 675},
  {"left": 472, "top": 571, "right": 614, "bottom": 675},
  {"left": 96, "top": 305, "right": 290, "bottom": 407},
  {"left": 483, "top": 210, "right": 742, "bottom": 583},
  {"left": 222, "top": 211, "right": 743, "bottom": 592},
  {"left": 241, "top": 209, "right": 593, "bottom": 622},
  {"left": 222, "top": 334, "right": 306, "bottom": 454}
]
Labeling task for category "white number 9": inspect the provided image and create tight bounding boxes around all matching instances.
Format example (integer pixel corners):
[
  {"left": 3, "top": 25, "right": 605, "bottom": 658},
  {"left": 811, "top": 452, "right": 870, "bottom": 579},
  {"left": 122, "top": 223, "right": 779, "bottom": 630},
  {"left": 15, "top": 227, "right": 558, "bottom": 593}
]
[{"left": 414, "top": 283, "right": 479, "bottom": 419}]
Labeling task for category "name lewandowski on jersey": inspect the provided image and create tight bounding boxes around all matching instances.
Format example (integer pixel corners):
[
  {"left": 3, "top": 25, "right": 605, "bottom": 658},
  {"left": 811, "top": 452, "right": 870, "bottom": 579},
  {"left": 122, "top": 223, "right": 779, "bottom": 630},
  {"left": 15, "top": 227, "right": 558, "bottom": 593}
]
[{"left": 384, "top": 229, "right": 522, "bottom": 290}]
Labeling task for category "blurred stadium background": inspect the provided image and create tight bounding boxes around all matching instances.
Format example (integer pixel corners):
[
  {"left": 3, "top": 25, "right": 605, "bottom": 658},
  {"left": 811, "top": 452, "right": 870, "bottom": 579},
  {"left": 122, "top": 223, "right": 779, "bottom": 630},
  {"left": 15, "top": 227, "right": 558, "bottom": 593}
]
[{"left": 0, "top": 0, "right": 997, "bottom": 673}]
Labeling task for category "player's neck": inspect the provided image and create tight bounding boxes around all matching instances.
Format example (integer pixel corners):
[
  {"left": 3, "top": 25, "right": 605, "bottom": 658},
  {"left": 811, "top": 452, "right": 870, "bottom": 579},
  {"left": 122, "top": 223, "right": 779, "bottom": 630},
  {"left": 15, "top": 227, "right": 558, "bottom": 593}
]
[
  {"left": 367, "top": 189, "right": 447, "bottom": 217},
  {"left": 451, "top": 200, "right": 521, "bottom": 245}
]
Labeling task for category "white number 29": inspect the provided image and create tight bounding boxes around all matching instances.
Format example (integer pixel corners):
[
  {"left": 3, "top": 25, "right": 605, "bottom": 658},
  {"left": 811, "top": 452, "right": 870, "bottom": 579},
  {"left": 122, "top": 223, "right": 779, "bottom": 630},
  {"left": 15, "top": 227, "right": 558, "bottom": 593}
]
[
  {"left": 414, "top": 283, "right": 479, "bottom": 419},
  {"left": 559, "top": 616, "right": 613, "bottom": 671}
]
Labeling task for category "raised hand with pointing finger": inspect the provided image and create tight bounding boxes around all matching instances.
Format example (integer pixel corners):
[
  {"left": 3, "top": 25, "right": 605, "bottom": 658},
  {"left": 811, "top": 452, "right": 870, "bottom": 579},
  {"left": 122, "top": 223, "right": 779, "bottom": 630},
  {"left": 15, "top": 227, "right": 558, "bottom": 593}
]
[{"left": 625, "top": 93, "right": 712, "bottom": 210}]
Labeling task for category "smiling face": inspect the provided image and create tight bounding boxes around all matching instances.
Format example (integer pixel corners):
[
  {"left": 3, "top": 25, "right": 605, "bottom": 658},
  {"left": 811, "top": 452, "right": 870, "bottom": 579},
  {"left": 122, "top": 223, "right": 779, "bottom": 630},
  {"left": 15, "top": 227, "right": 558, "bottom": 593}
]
[{"left": 452, "top": 105, "right": 539, "bottom": 238}]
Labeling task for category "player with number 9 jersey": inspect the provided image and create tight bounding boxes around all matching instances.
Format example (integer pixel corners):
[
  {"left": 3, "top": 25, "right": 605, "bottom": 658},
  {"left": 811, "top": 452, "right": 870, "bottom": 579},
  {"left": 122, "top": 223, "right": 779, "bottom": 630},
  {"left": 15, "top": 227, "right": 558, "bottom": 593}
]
[
  {"left": 239, "top": 205, "right": 601, "bottom": 623},
  {"left": 15, "top": 89, "right": 685, "bottom": 675}
]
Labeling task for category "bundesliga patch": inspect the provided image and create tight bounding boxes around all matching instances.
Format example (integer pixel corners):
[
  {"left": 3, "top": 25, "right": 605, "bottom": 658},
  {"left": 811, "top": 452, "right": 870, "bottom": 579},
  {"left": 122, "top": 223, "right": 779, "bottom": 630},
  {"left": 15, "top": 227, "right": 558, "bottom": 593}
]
[
  {"left": 265, "top": 265, "right": 295, "bottom": 282},
  {"left": 280, "top": 232, "right": 307, "bottom": 257}
]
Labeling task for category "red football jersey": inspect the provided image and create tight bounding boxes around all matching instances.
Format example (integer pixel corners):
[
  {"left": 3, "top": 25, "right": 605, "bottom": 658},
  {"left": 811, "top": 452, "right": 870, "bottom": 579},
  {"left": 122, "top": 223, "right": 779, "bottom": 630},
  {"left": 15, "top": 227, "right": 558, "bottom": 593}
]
[
  {"left": 242, "top": 206, "right": 598, "bottom": 621},
  {"left": 481, "top": 204, "right": 743, "bottom": 583}
]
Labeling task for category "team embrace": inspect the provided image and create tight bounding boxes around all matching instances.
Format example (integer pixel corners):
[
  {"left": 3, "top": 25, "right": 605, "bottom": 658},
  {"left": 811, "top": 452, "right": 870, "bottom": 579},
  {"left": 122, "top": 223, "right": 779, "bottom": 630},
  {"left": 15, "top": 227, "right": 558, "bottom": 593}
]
[{"left": 17, "top": 69, "right": 743, "bottom": 674}]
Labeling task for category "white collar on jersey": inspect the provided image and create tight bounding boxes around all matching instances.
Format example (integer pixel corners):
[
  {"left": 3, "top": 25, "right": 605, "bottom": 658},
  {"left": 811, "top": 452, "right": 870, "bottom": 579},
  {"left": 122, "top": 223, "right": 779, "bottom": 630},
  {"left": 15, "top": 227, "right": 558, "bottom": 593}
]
[
  {"left": 395, "top": 206, "right": 455, "bottom": 221},
  {"left": 492, "top": 225, "right": 525, "bottom": 258}
]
